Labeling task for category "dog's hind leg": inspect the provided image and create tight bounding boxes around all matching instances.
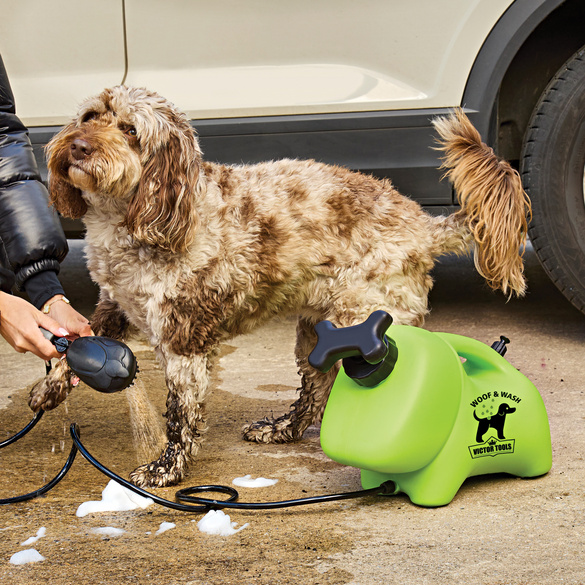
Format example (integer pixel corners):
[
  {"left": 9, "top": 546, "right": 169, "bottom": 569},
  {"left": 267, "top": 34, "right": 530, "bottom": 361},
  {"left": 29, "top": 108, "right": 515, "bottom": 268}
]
[
  {"left": 129, "top": 349, "right": 209, "bottom": 488},
  {"left": 243, "top": 294, "right": 427, "bottom": 444},
  {"left": 243, "top": 316, "right": 339, "bottom": 443}
]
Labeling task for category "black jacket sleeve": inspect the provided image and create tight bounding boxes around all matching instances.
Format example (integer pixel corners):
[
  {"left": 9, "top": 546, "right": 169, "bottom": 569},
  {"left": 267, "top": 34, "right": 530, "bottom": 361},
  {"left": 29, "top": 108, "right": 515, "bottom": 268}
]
[
  {"left": 0, "top": 238, "right": 15, "bottom": 293},
  {"left": 0, "top": 53, "right": 68, "bottom": 307}
]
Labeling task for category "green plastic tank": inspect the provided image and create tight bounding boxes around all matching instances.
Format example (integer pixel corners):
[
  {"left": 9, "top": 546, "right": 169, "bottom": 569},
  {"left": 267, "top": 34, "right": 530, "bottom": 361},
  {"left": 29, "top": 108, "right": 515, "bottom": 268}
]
[{"left": 310, "top": 311, "right": 552, "bottom": 507}]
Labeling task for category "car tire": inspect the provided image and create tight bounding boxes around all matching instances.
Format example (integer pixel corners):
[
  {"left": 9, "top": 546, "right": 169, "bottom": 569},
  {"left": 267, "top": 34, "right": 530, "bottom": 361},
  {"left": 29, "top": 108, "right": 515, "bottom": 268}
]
[{"left": 521, "top": 46, "right": 585, "bottom": 314}]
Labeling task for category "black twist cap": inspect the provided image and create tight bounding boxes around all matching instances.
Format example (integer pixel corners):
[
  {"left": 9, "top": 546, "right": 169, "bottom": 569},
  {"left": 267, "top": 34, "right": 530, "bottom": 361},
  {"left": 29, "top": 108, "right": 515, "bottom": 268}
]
[
  {"left": 308, "top": 310, "right": 398, "bottom": 387},
  {"left": 490, "top": 335, "right": 510, "bottom": 357},
  {"left": 39, "top": 327, "right": 70, "bottom": 354}
]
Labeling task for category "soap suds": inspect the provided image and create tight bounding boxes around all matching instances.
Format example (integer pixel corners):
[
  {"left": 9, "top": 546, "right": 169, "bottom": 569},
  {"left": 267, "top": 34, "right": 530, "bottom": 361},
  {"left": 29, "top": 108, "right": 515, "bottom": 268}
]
[
  {"left": 21, "top": 527, "right": 46, "bottom": 546},
  {"left": 9, "top": 549, "right": 45, "bottom": 565},
  {"left": 155, "top": 522, "right": 176, "bottom": 535},
  {"left": 232, "top": 474, "right": 278, "bottom": 488},
  {"left": 197, "top": 510, "right": 249, "bottom": 536},
  {"left": 91, "top": 527, "right": 126, "bottom": 537},
  {"left": 76, "top": 480, "right": 154, "bottom": 517}
]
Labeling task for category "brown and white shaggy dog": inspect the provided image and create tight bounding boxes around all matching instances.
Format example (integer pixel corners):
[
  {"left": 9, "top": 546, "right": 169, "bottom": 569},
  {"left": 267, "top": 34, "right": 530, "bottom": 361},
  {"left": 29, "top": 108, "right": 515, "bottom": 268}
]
[{"left": 30, "top": 86, "right": 530, "bottom": 488}]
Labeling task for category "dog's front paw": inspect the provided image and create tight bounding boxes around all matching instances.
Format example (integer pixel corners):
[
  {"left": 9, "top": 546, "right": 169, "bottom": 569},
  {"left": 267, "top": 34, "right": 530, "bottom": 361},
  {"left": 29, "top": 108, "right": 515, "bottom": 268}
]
[
  {"left": 129, "top": 443, "right": 186, "bottom": 488},
  {"left": 28, "top": 360, "right": 78, "bottom": 412},
  {"left": 242, "top": 415, "right": 298, "bottom": 444}
]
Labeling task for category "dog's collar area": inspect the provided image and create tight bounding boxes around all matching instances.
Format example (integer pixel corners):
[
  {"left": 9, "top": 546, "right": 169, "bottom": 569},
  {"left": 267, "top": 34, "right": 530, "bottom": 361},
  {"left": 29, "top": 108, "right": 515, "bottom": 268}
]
[{"left": 0, "top": 411, "right": 396, "bottom": 511}]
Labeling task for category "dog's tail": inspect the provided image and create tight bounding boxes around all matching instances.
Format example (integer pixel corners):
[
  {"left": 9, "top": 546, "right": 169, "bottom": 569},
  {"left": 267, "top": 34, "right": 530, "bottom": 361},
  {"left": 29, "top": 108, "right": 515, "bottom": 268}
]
[{"left": 432, "top": 108, "right": 531, "bottom": 297}]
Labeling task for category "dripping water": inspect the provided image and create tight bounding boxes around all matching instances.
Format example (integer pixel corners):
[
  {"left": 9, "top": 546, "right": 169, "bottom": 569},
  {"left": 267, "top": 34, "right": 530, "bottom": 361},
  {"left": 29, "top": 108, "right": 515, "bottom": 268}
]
[{"left": 125, "top": 378, "right": 165, "bottom": 464}]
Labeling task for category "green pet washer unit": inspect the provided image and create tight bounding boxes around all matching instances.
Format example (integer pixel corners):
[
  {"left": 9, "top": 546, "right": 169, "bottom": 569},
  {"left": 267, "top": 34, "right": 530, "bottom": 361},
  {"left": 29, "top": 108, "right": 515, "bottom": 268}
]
[{"left": 309, "top": 311, "right": 552, "bottom": 507}]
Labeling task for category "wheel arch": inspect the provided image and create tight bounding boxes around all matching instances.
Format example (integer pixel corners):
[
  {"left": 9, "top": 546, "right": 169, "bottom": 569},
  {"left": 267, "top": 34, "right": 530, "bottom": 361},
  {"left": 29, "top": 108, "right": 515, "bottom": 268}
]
[{"left": 463, "top": 0, "right": 585, "bottom": 164}]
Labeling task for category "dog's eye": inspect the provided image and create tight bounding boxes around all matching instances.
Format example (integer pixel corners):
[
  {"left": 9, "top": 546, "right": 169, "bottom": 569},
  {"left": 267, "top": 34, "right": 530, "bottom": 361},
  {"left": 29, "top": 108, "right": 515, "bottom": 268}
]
[
  {"left": 80, "top": 111, "right": 98, "bottom": 123},
  {"left": 121, "top": 125, "right": 139, "bottom": 148}
]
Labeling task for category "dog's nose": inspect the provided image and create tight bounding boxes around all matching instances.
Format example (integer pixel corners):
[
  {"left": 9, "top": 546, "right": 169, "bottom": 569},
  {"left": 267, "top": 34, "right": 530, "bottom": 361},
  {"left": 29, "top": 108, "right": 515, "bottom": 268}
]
[{"left": 71, "top": 138, "right": 94, "bottom": 161}]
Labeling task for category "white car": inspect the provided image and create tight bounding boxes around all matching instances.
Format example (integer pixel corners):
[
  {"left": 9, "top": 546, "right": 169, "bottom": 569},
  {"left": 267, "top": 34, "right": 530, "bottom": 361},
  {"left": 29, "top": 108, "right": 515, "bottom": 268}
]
[{"left": 2, "top": 0, "right": 584, "bottom": 312}]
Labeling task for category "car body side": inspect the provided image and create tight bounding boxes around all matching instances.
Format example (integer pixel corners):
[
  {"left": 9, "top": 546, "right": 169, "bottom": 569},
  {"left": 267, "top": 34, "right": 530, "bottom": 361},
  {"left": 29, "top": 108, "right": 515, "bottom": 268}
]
[{"left": 1, "top": 0, "right": 584, "bottom": 226}]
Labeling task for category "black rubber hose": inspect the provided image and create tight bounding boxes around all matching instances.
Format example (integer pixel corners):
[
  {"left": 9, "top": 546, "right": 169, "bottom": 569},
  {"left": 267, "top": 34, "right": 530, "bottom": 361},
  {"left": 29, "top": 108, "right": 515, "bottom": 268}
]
[
  {"left": 1, "top": 414, "right": 396, "bottom": 511},
  {"left": 0, "top": 440, "right": 78, "bottom": 505},
  {"left": 0, "top": 410, "right": 44, "bottom": 448},
  {"left": 175, "top": 482, "right": 396, "bottom": 509},
  {"left": 70, "top": 423, "right": 396, "bottom": 512},
  {"left": 70, "top": 423, "right": 237, "bottom": 513}
]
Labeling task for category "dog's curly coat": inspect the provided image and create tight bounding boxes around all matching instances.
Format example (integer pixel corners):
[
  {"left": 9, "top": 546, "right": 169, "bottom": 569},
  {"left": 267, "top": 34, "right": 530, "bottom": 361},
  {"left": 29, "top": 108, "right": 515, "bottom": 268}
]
[{"left": 30, "top": 86, "right": 530, "bottom": 488}]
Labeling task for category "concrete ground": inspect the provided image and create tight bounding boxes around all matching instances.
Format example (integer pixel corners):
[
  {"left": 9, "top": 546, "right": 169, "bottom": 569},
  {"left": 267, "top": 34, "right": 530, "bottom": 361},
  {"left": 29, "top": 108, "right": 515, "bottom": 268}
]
[{"left": 0, "top": 240, "right": 584, "bottom": 585}]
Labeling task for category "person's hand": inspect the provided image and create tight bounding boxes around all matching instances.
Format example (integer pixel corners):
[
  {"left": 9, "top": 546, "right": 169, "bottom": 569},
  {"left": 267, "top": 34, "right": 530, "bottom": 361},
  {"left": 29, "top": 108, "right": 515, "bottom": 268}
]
[
  {"left": 44, "top": 295, "right": 93, "bottom": 339},
  {"left": 0, "top": 291, "right": 68, "bottom": 360}
]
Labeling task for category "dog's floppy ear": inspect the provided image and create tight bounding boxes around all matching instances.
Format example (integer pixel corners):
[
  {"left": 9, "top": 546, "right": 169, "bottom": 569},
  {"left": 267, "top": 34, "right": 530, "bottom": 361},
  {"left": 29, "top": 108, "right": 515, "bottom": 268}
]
[
  {"left": 123, "top": 125, "right": 201, "bottom": 254},
  {"left": 47, "top": 172, "right": 88, "bottom": 218},
  {"left": 45, "top": 124, "right": 89, "bottom": 219}
]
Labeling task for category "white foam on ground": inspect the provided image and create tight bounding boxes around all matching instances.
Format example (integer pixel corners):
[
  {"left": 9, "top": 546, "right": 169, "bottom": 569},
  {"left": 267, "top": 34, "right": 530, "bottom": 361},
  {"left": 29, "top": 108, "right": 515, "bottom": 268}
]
[
  {"left": 197, "top": 510, "right": 249, "bottom": 536},
  {"left": 155, "top": 522, "right": 176, "bottom": 535},
  {"left": 76, "top": 480, "right": 154, "bottom": 517},
  {"left": 21, "top": 527, "right": 46, "bottom": 546},
  {"left": 9, "top": 549, "right": 45, "bottom": 565},
  {"left": 232, "top": 474, "right": 278, "bottom": 488},
  {"left": 91, "top": 527, "right": 126, "bottom": 537}
]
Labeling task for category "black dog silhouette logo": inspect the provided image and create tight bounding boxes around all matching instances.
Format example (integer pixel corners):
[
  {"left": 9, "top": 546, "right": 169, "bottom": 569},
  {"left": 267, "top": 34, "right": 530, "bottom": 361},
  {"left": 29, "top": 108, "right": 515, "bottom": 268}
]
[
  {"left": 468, "top": 391, "right": 520, "bottom": 459},
  {"left": 474, "top": 402, "right": 516, "bottom": 443}
]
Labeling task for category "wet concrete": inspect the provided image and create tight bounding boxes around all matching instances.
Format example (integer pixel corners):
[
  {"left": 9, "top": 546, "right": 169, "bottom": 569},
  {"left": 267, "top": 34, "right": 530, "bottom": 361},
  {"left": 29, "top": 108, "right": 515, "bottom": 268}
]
[{"left": 1, "top": 241, "right": 584, "bottom": 584}]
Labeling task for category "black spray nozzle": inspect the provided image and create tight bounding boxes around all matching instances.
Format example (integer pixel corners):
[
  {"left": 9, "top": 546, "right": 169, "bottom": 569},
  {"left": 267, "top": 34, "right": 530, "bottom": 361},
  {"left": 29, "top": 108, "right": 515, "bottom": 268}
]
[
  {"left": 491, "top": 335, "right": 510, "bottom": 357},
  {"left": 308, "top": 310, "right": 398, "bottom": 387},
  {"left": 40, "top": 328, "right": 137, "bottom": 393}
]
